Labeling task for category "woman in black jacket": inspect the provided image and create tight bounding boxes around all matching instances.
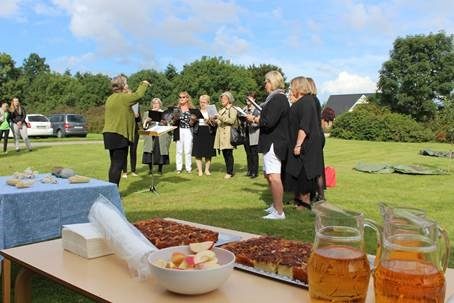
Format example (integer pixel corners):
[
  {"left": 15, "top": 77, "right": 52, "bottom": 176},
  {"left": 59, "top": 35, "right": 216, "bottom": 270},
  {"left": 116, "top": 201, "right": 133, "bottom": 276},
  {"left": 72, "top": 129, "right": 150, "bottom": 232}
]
[
  {"left": 10, "top": 98, "right": 32, "bottom": 152},
  {"left": 246, "top": 71, "right": 289, "bottom": 220},
  {"left": 285, "top": 77, "right": 324, "bottom": 210}
]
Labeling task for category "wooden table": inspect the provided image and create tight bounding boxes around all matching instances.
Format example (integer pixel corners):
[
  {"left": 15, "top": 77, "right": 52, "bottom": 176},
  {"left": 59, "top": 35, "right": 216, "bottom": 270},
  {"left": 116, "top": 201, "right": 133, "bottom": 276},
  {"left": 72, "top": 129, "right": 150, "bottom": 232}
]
[{"left": 1, "top": 219, "right": 454, "bottom": 303}]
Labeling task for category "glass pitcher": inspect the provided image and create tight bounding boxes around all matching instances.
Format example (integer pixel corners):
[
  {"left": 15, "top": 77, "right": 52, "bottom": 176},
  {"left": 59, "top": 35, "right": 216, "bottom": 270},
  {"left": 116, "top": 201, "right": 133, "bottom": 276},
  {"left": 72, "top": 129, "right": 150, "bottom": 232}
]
[
  {"left": 307, "top": 202, "right": 380, "bottom": 303},
  {"left": 374, "top": 203, "right": 450, "bottom": 303}
]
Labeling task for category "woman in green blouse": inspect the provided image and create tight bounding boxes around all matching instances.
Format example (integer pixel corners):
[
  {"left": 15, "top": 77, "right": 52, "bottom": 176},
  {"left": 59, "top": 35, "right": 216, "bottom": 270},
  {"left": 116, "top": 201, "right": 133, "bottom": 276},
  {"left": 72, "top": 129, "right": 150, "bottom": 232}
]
[
  {"left": 103, "top": 75, "right": 150, "bottom": 186},
  {"left": 0, "top": 101, "right": 11, "bottom": 154}
]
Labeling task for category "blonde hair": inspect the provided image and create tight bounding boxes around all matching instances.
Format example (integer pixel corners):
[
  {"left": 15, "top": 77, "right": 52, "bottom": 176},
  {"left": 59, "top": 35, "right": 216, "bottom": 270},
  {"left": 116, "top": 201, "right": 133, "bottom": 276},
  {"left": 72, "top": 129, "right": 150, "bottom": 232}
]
[
  {"left": 111, "top": 75, "right": 128, "bottom": 93},
  {"left": 306, "top": 77, "right": 318, "bottom": 95},
  {"left": 265, "top": 70, "right": 285, "bottom": 90},
  {"left": 290, "top": 76, "right": 312, "bottom": 96},
  {"left": 10, "top": 97, "right": 21, "bottom": 113},
  {"left": 151, "top": 97, "right": 162, "bottom": 107},
  {"left": 199, "top": 94, "right": 211, "bottom": 104},
  {"left": 220, "top": 91, "right": 234, "bottom": 104},
  {"left": 178, "top": 91, "right": 195, "bottom": 109}
]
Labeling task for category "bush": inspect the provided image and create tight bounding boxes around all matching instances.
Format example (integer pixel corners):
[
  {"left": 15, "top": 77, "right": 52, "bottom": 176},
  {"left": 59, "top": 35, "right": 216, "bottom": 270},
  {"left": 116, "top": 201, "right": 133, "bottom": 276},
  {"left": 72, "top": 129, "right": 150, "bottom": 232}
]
[
  {"left": 330, "top": 104, "right": 433, "bottom": 142},
  {"left": 432, "top": 99, "right": 454, "bottom": 143}
]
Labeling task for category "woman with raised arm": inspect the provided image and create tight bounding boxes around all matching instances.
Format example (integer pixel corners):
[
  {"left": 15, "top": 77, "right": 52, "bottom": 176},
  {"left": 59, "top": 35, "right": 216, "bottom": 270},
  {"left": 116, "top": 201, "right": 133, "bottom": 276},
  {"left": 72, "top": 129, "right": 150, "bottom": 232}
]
[{"left": 103, "top": 75, "right": 150, "bottom": 186}]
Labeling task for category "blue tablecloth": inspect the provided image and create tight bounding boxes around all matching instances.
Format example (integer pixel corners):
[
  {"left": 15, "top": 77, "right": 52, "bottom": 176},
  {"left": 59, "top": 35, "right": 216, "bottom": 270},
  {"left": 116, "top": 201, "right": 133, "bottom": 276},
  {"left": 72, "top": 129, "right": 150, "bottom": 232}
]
[{"left": 0, "top": 174, "right": 123, "bottom": 250}]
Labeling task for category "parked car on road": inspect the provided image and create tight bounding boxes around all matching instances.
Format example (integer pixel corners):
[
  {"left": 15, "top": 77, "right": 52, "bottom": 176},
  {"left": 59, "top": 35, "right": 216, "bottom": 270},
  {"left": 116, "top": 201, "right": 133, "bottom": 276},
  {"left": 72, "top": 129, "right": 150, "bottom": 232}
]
[
  {"left": 26, "top": 114, "right": 54, "bottom": 137},
  {"left": 48, "top": 114, "right": 88, "bottom": 138}
]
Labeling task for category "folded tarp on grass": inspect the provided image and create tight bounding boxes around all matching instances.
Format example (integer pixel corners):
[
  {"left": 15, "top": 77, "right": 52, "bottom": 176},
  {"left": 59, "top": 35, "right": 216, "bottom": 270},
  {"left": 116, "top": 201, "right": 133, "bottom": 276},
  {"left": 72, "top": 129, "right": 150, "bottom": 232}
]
[
  {"left": 354, "top": 162, "right": 448, "bottom": 175},
  {"left": 419, "top": 149, "right": 454, "bottom": 158}
]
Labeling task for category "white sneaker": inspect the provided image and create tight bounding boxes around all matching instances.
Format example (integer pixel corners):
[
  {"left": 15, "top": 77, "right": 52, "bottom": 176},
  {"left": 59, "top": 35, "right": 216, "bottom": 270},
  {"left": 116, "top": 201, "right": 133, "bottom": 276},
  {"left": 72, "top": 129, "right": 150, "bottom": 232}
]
[
  {"left": 131, "top": 172, "right": 138, "bottom": 177},
  {"left": 122, "top": 173, "right": 128, "bottom": 178},
  {"left": 262, "top": 211, "right": 286, "bottom": 220},
  {"left": 265, "top": 205, "right": 276, "bottom": 213}
]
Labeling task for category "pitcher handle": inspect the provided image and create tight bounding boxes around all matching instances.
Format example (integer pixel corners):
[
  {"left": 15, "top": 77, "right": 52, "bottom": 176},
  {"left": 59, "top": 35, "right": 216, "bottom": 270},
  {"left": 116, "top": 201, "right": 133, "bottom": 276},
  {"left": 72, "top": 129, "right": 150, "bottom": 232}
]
[
  {"left": 364, "top": 218, "right": 382, "bottom": 270},
  {"left": 438, "top": 226, "right": 450, "bottom": 272}
]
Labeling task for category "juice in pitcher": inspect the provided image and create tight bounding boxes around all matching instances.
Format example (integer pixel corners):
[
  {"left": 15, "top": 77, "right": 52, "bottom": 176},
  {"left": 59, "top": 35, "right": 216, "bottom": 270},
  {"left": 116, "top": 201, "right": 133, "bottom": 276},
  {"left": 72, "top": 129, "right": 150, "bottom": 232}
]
[
  {"left": 374, "top": 259, "right": 445, "bottom": 303},
  {"left": 308, "top": 245, "right": 370, "bottom": 303}
]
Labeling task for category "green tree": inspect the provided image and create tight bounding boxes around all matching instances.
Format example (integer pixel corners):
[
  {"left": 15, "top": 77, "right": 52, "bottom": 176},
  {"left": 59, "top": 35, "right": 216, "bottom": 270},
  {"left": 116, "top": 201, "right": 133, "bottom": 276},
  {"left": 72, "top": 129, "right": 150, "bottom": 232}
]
[
  {"left": 75, "top": 72, "right": 111, "bottom": 108},
  {"left": 247, "top": 64, "right": 286, "bottom": 102},
  {"left": 164, "top": 64, "right": 178, "bottom": 81},
  {"left": 22, "top": 53, "right": 50, "bottom": 80},
  {"left": 172, "top": 56, "right": 257, "bottom": 106},
  {"left": 378, "top": 32, "right": 454, "bottom": 122},
  {"left": 128, "top": 69, "right": 173, "bottom": 108},
  {"left": 0, "top": 53, "right": 22, "bottom": 100}
]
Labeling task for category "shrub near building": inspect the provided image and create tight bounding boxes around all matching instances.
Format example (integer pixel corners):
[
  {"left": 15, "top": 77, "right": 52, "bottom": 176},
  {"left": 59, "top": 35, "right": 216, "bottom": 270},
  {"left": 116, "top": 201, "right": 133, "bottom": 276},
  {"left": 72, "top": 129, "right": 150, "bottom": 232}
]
[{"left": 330, "top": 104, "right": 433, "bottom": 142}]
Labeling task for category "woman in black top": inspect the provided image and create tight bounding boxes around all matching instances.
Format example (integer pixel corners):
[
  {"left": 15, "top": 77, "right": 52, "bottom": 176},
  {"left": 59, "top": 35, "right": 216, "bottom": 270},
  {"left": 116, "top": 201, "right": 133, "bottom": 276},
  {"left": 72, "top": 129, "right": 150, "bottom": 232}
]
[
  {"left": 10, "top": 98, "right": 32, "bottom": 152},
  {"left": 246, "top": 71, "right": 289, "bottom": 220},
  {"left": 172, "top": 91, "right": 195, "bottom": 174},
  {"left": 285, "top": 77, "right": 324, "bottom": 209},
  {"left": 192, "top": 95, "right": 216, "bottom": 176},
  {"left": 307, "top": 77, "right": 326, "bottom": 201}
]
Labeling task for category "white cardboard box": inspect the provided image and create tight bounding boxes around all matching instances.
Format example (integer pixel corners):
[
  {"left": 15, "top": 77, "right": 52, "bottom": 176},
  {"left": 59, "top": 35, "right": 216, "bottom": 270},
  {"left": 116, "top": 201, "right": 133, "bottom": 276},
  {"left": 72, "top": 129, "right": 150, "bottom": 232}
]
[{"left": 62, "top": 223, "right": 113, "bottom": 259}]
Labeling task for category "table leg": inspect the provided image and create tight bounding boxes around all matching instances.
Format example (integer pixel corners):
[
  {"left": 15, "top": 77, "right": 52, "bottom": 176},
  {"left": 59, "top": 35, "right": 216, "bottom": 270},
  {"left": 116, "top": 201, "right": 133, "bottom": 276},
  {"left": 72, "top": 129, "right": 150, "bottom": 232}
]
[
  {"left": 2, "top": 259, "right": 11, "bottom": 303},
  {"left": 14, "top": 268, "right": 33, "bottom": 303}
]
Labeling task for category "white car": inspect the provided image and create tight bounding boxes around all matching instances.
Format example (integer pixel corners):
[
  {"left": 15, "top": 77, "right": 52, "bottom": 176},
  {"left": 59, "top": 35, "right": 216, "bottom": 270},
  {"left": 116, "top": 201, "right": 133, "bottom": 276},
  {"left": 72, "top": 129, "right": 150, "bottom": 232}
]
[
  {"left": 6, "top": 114, "right": 53, "bottom": 138},
  {"left": 25, "top": 114, "right": 53, "bottom": 137}
]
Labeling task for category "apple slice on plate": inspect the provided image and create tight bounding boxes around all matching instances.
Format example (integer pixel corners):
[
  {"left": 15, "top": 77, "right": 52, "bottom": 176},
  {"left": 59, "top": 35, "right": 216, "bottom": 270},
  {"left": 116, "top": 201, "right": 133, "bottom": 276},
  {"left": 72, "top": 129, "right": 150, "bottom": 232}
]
[{"left": 189, "top": 241, "right": 214, "bottom": 253}]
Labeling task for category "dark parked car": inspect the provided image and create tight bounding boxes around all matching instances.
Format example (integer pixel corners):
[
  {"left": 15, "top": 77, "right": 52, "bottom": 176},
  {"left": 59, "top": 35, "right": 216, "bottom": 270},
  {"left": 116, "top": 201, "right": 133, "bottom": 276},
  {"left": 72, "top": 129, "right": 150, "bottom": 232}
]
[{"left": 48, "top": 114, "right": 88, "bottom": 138}]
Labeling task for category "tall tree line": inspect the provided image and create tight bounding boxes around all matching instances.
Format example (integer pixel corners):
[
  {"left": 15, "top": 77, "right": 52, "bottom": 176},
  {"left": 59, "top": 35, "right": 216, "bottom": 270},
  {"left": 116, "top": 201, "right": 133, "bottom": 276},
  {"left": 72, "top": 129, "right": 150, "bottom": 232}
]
[{"left": 0, "top": 54, "right": 282, "bottom": 114}]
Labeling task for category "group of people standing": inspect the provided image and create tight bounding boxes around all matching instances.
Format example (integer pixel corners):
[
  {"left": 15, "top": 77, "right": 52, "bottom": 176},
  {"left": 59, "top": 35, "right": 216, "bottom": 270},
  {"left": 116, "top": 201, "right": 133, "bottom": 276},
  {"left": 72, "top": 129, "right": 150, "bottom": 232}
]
[
  {"left": 244, "top": 71, "right": 325, "bottom": 219},
  {"left": 102, "top": 71, "right": 325, "bottom": 221},
  {"left": 0, "top": 97, "right": 33, "bottom": 154}
]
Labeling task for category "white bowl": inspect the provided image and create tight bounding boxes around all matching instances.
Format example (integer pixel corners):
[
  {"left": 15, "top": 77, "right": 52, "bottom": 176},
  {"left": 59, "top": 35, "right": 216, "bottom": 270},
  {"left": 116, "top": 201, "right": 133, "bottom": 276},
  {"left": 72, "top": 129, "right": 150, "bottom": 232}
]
[{"left": 148, "top": 245, "right": 235, "bottom": 295}]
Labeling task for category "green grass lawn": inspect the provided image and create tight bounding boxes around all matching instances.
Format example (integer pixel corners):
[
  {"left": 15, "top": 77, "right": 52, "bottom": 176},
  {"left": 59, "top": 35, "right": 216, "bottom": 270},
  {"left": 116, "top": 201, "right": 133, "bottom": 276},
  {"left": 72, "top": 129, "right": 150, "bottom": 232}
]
[
  {"left": 0, "top": 137, "right": 453, "bottom": 302},
  {"left": 18, "top": 133, "right": 102, "bottom": 143}
]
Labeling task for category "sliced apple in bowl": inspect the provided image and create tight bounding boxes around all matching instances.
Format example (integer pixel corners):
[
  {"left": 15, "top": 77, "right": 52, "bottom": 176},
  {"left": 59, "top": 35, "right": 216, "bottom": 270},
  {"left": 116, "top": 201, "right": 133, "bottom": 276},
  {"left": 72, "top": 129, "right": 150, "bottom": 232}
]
[{"left": 189, "top": 241, "right": 214, "bottom": 253}]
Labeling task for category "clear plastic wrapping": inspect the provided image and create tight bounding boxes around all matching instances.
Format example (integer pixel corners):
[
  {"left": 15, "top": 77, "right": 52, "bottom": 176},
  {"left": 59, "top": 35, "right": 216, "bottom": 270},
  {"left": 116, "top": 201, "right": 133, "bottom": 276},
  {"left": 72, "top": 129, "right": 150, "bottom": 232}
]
[{"left": 88, "top": 194, "right": 157, "bottom": 280}]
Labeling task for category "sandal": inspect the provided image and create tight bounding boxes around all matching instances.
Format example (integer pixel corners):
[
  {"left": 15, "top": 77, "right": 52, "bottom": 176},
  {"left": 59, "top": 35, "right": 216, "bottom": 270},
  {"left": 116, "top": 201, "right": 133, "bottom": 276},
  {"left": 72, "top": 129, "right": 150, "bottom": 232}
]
[{"left": 294, "top": 198, "right": 312, "bottom": 211}]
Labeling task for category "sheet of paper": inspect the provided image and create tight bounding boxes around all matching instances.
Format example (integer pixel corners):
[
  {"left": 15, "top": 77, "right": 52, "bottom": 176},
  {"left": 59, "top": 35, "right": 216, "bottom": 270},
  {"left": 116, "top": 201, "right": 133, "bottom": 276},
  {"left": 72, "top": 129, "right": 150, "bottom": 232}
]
[{"left": 207, "top": 104, "right": 218, "bottom": 117}]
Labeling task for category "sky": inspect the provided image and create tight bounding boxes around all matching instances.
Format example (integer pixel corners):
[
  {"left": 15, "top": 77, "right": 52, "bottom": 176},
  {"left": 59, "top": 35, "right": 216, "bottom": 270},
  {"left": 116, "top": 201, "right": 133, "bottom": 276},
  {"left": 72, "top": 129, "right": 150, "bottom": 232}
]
[{"left": 1, "top": 0, "right": 453, "bottom": 102}]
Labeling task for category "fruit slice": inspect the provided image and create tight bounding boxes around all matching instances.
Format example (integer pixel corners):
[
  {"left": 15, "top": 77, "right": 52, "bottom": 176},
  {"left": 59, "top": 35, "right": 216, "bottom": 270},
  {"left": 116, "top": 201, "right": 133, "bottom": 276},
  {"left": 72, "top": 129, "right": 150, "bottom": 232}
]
[
  {"left": 171, "top": 252, "right": 186, "bottom": 267},
  {"left": 189, "top": 241, "right": 214, "bottom": 253},
  {"left": 194, "top": 250, "right": 216, "bottom": 264},
  {"left": 152, "top": 259, "right": 167, "bottom": 268}
]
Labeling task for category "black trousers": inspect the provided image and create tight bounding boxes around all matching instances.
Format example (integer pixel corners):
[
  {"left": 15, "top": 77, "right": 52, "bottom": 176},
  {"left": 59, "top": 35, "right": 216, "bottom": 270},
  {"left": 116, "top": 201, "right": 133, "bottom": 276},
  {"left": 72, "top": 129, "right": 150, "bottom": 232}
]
[
  {"left": 244, "top": 140, "right": 259, "bottom": 175},
  {"left": 123, "top": 132, "right": 139, "bottom": 173},
  {"left": 109, "top": 147, "right": 128, "bottom": 186},
  {"left": 222, "top": 149, "right": 234, "bottom": 175},
  {"left": 0, "top": 130, "right": 9, "bottom": 152}
]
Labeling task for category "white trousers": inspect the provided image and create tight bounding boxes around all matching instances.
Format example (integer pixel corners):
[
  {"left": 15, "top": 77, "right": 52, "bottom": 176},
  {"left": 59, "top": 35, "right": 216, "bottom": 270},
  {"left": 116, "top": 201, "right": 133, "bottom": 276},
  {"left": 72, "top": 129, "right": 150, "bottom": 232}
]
[
  {"left": 176, "top": 128, "right": 193, "bottom": 172},
  {"left": 13, "top": 123, "right": 32, "bottom": 150}
]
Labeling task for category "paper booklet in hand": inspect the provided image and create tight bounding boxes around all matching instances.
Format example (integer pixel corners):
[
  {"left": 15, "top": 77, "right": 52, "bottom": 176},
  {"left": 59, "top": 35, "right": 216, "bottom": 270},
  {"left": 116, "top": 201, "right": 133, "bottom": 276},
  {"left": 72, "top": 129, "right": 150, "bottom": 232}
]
[
  {"left": 141, "top": 125, "right": 177, "bottom": 136},
  {"left": 207, "top": 104, "right": 218, "bottom": 117},
  {"left": 233, "top": 106, "right": 247, "bottom": 116}
]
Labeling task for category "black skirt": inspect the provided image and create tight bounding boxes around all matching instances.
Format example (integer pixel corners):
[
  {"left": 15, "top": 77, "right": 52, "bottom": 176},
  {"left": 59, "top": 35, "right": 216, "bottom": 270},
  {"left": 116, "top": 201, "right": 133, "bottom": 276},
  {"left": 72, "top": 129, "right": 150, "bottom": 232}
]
[
  {"left": 142, "top": 137, "right": 170, "bottom": 165},
  {"left": 192, "top": 126, "right": 216, "bottom": 158},
  {"left": 284, "top": 165, "right": 317, "bottom": 195}
]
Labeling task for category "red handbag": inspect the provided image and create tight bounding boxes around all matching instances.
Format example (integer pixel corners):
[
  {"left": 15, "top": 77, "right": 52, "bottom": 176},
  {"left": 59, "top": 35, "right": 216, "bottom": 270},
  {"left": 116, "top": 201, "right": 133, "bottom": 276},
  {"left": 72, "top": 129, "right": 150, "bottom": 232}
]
[
  {"left": 26, "top": 122, "right": 31, "bottom": 128},
  {"left": 325, "top": 166, "right": 336, "bottom": 187}
]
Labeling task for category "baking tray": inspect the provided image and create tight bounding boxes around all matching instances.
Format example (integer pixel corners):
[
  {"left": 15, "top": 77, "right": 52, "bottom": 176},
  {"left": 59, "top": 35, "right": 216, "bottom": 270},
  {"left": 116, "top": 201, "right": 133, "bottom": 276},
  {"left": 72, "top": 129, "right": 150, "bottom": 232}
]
[
  {"left": 233, "top": 263, "right": 308, "bottom": 288},
  {"left": 214, "top": 232, "right": 242, "bottom": 247}
]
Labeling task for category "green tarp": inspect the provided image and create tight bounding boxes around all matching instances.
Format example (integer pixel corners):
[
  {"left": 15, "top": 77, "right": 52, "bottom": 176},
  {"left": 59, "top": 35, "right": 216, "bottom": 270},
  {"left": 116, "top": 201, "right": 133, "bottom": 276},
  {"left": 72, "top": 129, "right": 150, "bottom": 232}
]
[
  {"left": 419, "top": 149, "right": 454, "bottom": 158},
  {"left": 354, "top": 162, "right": 448, "bottom": 175}
]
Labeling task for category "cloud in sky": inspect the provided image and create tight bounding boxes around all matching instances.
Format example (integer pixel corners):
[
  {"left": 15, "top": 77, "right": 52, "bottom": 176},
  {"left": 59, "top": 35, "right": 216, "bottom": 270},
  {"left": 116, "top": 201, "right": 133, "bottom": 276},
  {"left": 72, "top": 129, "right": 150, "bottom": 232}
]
[
  {"left": 2, "top": 0, "right": 452, "bottom": 101},
  {"left": 321, "top": 71, "right": 377, "bottom": 95},
  {"left": 0, "top": 0, "right": 21, "bottom": 17}
]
